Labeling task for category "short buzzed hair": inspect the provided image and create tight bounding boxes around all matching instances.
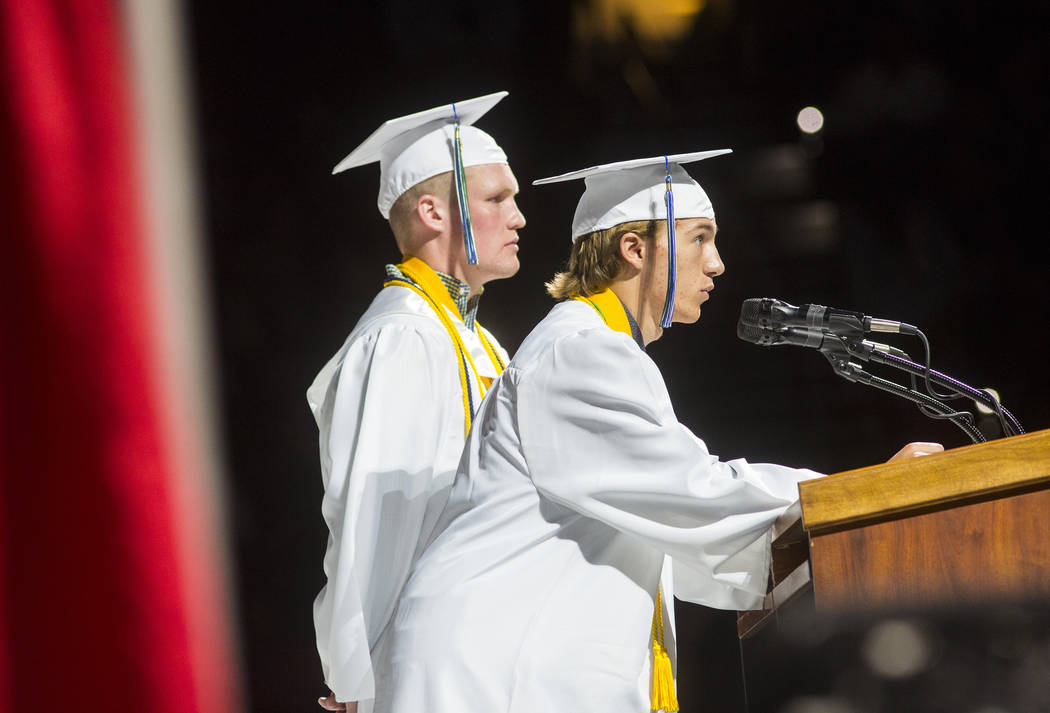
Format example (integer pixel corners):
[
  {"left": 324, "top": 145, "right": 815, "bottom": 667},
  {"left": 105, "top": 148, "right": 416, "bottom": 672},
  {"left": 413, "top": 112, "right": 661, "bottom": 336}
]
[{"left": 387, "top": 172, "right": 454, "bottom": 249}]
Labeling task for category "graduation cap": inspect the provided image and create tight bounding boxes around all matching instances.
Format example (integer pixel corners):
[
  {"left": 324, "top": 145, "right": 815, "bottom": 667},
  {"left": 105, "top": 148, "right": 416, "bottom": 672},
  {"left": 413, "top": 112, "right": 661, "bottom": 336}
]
[
  {"left": 332, "top": 91, "right": 510, "bottom": 264},
  {"left": 534, "top": 149, "right": 731, "bottom": 327}
]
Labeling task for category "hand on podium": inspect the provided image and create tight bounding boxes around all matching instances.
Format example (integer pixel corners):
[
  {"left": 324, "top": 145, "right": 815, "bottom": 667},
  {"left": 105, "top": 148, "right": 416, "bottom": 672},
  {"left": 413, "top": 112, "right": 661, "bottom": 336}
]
[
  {"left": 317, "top": 692, "right": 355, "bottom": 712},
  {"left": 887, "top": 442, "right": 944, "bottom": 462}
]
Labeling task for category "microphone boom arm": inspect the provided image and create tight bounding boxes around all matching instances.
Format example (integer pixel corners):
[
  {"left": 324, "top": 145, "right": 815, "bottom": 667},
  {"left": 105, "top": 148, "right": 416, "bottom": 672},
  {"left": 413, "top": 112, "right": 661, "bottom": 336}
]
[
  {"left": 860, "top": 349, "right": 1023, "bottom": 437},
  {"left": 828, "top": 336, "right": 1023, "bottom": 437},
  {"left": 819, "top": 348, "right": 987, "bottom": 444}
]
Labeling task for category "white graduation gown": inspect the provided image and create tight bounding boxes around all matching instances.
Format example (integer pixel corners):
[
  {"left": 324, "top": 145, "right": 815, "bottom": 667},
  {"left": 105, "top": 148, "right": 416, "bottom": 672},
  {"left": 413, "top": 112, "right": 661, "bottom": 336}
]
[
  {"left": 371, "top": 298, "right": 823, "bottom": 713},
  {"left": 307, "top": 282, "right": 508, "bottom": 706}
]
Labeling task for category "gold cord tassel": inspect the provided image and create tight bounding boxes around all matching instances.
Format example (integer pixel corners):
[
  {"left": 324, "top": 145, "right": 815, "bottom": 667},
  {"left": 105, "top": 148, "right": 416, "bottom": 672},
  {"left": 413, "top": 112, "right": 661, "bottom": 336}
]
[
  {"left": 651, "top": 642, "right": 679, "bottom": 712},
  {"left": 650, "top": 587, "right": 679, "bottom": 712}
]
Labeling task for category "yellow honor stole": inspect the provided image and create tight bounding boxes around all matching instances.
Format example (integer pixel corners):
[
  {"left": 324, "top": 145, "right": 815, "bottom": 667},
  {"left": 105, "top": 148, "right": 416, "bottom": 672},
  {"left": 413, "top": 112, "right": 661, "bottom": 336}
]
[
  {"left": 572, "top": 289, "right": 680, "bottom": 713},
  {"left": 384, "top": 256, "right": 505, "bottom": 436}
]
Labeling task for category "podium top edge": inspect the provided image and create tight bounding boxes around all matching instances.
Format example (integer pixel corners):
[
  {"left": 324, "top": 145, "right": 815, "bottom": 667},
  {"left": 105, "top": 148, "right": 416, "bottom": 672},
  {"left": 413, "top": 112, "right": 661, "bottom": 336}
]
[{"left": 799, "top": 428, "right": 1050, "bottom": 534}]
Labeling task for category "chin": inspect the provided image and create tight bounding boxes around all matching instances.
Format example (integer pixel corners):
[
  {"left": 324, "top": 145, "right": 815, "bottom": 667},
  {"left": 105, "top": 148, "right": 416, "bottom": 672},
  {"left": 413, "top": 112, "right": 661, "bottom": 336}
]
[
  {"left": 496, "top": 256, "right": 521, "bottom": 279},
  {"left": 674, "top": 306, "right": 703, "bottom": 324},
  {"left": 478, "top": 258, "right": 520, "bottom": 284}
]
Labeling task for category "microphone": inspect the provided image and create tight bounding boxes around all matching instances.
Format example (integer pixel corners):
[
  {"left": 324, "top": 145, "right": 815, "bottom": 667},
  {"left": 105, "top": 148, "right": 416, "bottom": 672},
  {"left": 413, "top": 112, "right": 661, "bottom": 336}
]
[
  {"left": 736, "top": 322, "right": 910, "bottom": 360},
  {"left": 736, "top": 322, "right": 836, "bottom": 349},
  {"left": 739, "top": 298, "right": 916, "bottom": 336},
  {"left": 737, "top": 308, "right": 1015, "bottom": 442}
]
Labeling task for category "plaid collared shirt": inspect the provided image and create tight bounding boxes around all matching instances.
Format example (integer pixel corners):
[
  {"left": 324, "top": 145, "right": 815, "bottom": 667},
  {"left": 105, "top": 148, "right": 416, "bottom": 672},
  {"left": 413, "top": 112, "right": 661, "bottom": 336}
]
[{"left": 385, "top": 264, "right": 482, "bottom": 331}]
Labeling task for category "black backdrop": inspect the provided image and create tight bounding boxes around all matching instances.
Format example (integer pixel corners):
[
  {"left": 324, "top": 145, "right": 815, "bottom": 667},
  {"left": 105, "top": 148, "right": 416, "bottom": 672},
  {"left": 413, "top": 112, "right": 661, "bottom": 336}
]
[{"left": 185, "top": 2, "right": 1050, "bottom": 711}]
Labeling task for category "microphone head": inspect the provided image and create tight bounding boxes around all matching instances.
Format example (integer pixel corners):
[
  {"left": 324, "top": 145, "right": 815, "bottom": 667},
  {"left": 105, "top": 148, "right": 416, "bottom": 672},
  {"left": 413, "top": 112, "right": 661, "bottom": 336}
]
[
  {"left": 739, "top": 297, "right": 796, "bottom": 329},
  {"left": 738, "top": 298, "right": 767, "bottom": 326},
  {"left": 737, "top": 321, "right": 782, "bottom": 346}
]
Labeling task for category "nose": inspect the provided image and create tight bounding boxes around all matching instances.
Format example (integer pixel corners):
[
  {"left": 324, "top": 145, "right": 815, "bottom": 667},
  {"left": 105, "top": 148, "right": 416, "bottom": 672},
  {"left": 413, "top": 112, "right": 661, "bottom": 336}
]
[
  {"left": 508, "top": 198, "right": 526, "bottom": 230},
  {"left": 705, "top": 245, "right": 725, "bottom": 277}
]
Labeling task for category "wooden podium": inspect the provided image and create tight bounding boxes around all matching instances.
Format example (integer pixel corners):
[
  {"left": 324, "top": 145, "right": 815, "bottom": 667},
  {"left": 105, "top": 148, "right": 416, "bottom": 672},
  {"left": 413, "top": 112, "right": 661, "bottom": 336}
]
[{"left": 738, "top": 428, "right": 1050, "bottom": 638}]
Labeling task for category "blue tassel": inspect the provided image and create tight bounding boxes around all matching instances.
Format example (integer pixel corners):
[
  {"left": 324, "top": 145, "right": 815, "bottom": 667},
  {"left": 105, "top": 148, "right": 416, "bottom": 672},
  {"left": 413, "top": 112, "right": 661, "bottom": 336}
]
[
  {"left": 660, "top": 157, "right": 676, "bottom": 328},
  {"left": 451, "top": 103, "right": 478, "bottom": 265}
]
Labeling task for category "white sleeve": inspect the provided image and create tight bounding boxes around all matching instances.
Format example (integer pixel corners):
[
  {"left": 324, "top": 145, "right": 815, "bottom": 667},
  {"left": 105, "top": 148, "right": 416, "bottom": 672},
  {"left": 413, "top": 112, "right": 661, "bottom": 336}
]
[
  {"left": 516, "top": 327, "right": 822, "bottom": 605},
  {"left": 311, "top": 321, "right": 462, "bottom": 702}
]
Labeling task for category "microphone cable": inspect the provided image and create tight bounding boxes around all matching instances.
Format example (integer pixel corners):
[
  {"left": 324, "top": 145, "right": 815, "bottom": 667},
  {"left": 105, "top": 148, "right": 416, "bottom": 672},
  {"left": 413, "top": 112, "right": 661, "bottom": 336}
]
[
  {"left": 828, "top": 358, "right": 986, "bottom": 444},
  {"left": 866, "top": 344, "right": 1022, "bottom": 438}
]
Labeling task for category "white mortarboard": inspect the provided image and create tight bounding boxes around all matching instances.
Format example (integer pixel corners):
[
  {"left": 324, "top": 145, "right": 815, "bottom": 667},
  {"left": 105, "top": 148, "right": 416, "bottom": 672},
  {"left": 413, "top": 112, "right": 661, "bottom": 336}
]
[
  {"left": 331, "top": 92, "right": 510, "bottom": 262},
  {"left": 533, "top": 149, "right": 731, "bottom": 241},
  {"left": 534, "top": 149, "right": 732, "bottom": 326}
]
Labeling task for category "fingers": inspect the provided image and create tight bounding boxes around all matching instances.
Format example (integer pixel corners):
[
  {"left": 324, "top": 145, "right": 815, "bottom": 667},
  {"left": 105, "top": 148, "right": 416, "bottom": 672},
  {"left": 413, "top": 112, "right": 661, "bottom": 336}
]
[
  {"left": 888, "top": 441, "right": 945, "bottom": 462},
  {"left": 908, "top": 441, "right": 945, "bottom": 457},
  {"left": 318, "top": 694, "right": 347, "bottom": 711}
]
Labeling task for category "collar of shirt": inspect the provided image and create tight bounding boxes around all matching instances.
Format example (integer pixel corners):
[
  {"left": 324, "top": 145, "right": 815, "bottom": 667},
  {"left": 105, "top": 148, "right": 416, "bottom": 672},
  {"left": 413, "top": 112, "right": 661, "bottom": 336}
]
[
  {"left": 613, "top": 293, "right": 645, "bottom": 350},
  {"left": 385, "top": 263, "right": 482, "bottom": 331}
]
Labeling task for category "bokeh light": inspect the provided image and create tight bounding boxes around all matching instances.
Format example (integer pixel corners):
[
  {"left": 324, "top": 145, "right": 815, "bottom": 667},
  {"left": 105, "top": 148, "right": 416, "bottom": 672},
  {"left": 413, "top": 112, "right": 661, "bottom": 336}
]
[{"left": 797, "top": 106, "right": 825, "bottom": 134}]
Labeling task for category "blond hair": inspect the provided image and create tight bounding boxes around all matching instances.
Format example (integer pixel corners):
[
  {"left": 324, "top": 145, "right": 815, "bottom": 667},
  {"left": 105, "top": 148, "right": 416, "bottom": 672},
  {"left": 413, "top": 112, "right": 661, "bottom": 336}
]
[
  {"left": 387, "top": 172, "right": 454, "bottom": 249},
  {"left": 545, "top": 220, "right": 659, "bottom": 299}
]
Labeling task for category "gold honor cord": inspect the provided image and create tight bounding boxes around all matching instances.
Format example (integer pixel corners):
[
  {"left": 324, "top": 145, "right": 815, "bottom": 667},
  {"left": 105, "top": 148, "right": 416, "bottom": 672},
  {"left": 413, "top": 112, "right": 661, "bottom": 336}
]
[
  {"left": 383, "top": 278, "right": 476, "bottom": 435},
  {"left": 396, "top": 257, "right": 504, "bottom": 380},
  {"left": 385, "top": 257, "right": 505, "bottom": 435},
  {"left": 571, "top": 289, "right": 679, "bottom": 712},
  {"left": 650, "top": 588, "right": 679, "bottom": 712},
  {"left": 475, "top": 328, "right": 505, "bottom": 383}
]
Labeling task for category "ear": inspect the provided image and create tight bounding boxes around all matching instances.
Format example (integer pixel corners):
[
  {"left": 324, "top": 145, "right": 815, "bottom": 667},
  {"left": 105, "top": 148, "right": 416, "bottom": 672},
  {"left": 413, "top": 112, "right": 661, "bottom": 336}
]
[
  {"left": 416, "top": 193, "right": 449, "bottom": 233},
  {"left": 619, "top": 231, "right": 647, "bottom": 271}
]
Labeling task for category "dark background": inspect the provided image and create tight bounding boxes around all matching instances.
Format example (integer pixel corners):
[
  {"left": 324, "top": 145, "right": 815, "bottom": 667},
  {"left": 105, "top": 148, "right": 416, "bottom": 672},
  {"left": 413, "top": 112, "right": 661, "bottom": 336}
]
[{"left": 185, "top": 2, "right": 1050, "bottom": 711}]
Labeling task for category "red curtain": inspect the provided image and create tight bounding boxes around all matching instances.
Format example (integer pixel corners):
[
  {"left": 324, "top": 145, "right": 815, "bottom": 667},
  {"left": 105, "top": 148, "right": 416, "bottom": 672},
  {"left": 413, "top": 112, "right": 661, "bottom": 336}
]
[{"left": 0, "top": 2, "right": 233, "bottom": 711}]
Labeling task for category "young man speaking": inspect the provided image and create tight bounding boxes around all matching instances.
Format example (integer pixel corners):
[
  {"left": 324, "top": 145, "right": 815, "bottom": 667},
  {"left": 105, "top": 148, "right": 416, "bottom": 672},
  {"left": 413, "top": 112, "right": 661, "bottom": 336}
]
[{"left": 367, "top": 150, "right": 940, "bottom": 713}]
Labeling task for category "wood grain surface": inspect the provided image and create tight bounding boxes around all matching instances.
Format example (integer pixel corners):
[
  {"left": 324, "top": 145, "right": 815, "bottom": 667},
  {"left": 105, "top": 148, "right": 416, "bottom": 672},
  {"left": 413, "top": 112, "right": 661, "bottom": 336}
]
[
  {"left": 809, "top": 486, "right": 1050, "bottom": 609},
  {"left": 799, "top": 429, "right": 1050, "bottom": 534}
]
